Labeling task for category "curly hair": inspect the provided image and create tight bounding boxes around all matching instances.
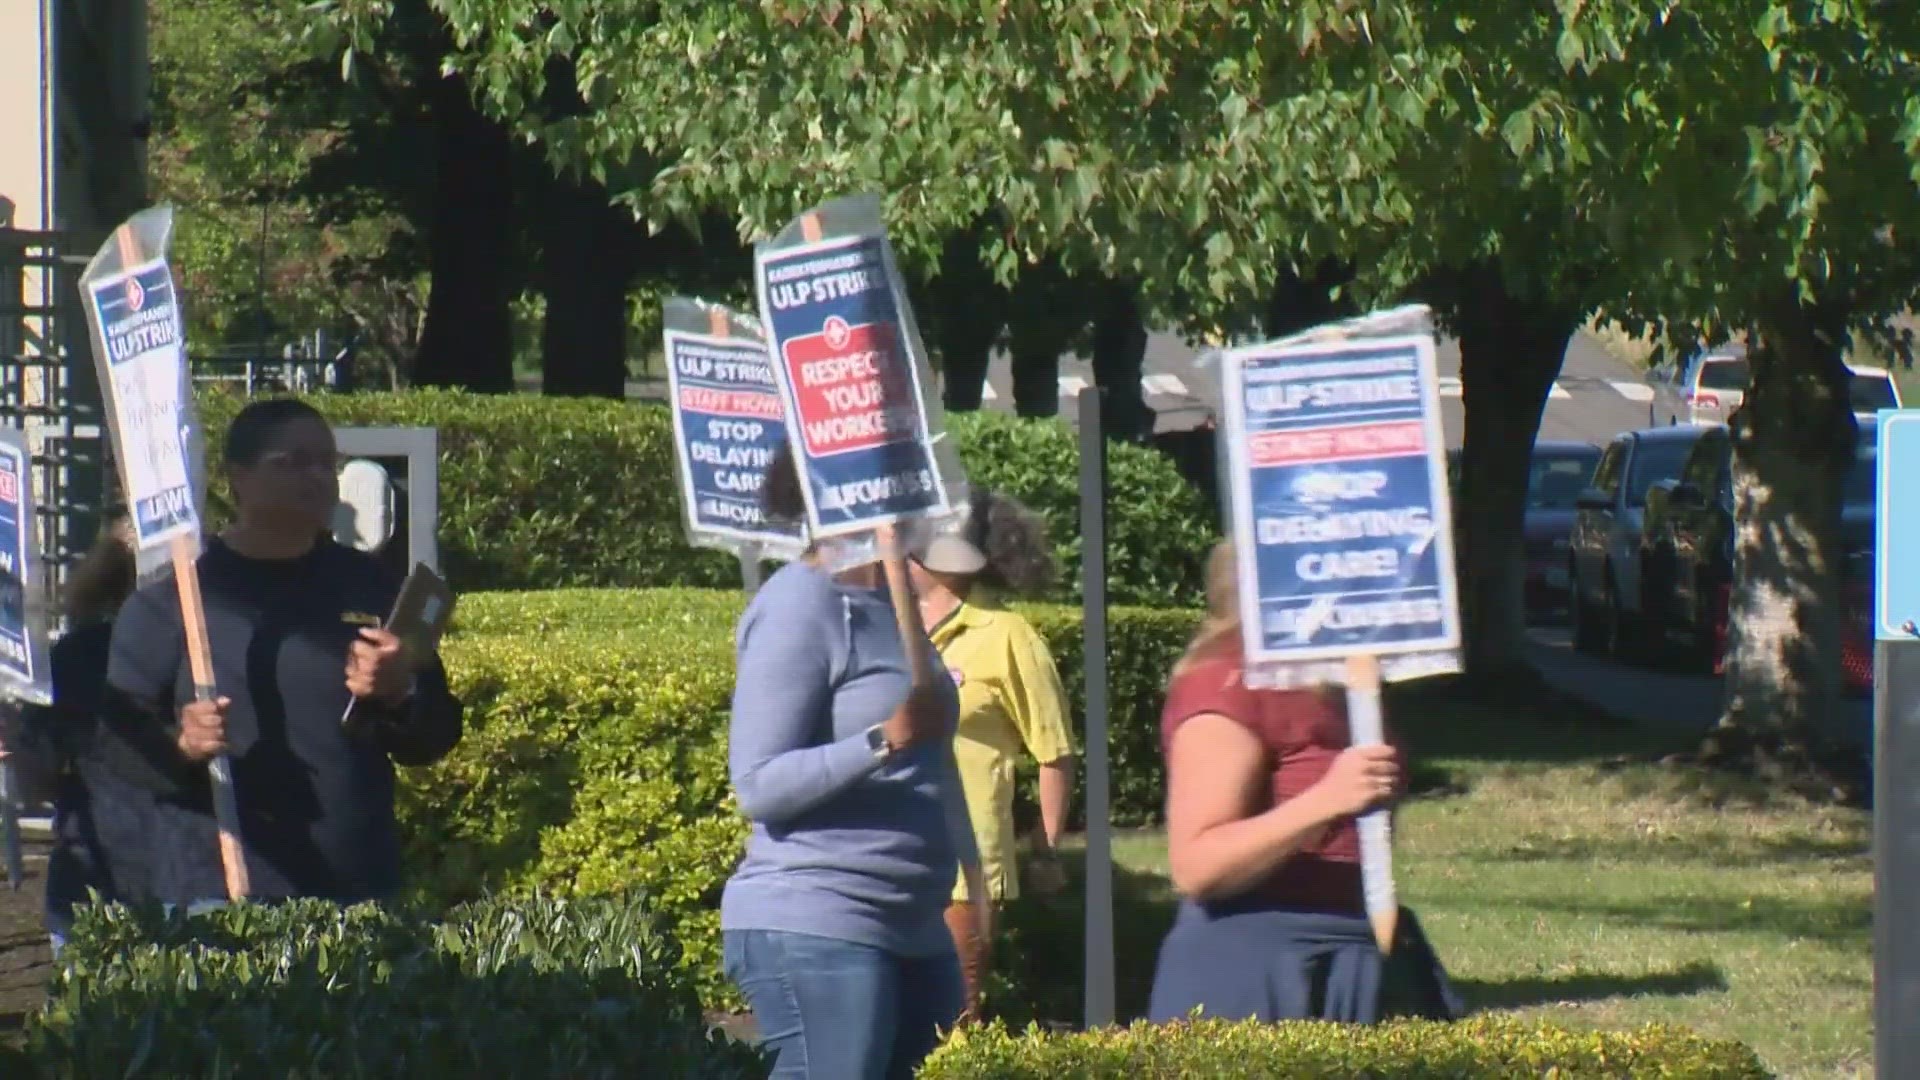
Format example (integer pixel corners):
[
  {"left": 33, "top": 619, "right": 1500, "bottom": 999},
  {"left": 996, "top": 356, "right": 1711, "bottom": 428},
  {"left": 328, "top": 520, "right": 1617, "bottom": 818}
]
[{"left": 964, "top": 489, "right": 1057, "bottom": 597}]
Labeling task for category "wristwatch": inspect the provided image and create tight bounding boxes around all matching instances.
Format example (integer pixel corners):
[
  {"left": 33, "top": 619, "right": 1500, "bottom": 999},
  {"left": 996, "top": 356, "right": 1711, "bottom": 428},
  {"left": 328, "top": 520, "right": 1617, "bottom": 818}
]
[{"left": 864, "top": 724, "right": 896, "bottom": 761}]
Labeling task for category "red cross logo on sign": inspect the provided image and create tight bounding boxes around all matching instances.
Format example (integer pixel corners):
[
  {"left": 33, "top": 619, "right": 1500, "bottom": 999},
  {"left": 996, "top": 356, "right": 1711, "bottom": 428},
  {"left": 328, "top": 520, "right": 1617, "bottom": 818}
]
[
  {"left": 125, "top": 276, "right": 146, "bottom": 312},
  {"left": 824, "top": 315, "right": 851, "bottom": 350}
]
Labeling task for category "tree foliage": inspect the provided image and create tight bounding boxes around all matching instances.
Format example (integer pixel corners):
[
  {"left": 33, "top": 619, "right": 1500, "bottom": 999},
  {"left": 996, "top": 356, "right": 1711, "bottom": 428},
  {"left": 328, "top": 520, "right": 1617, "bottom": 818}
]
[
  {"left": 151, "top": 0, "right": 430, "bottom": 377},
  {"left": 291, "top": 0, "right": 1920, "bottom": 748},
  {"left": 316, "top": 2, "right": 1447, "bottom": 328}
]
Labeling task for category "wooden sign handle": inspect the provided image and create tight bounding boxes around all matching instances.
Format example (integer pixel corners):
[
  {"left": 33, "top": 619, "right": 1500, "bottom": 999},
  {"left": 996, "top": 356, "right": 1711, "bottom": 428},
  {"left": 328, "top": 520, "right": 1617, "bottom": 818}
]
[
  {"left": 115, "top": 222, "right": 251, "bottom": 902},
  {"left": 1342, "top": 653, "right": 1396, "bottom": 954},
  {"left": 878, "top": 523, "right": 934, "bottom": 688}
]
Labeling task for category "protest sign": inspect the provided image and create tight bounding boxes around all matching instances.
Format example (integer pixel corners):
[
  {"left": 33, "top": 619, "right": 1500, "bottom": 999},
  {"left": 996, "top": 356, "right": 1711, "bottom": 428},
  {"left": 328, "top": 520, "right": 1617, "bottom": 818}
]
[
  {"left": 1216, "top": 314, "right": 1462, "bottom": 681},
  {"left": 0, "top": 431, "right": 48, "bottom": 702},
  {"left": 0, "top": 428, "right": 50, "bottom": 890},
  {"left": 1211, "top": 304, "right": 1463, "bottom": 953},
  {"left": 661, "top": 297, "right": 808, "bottom": 589},
  {"left": 79, "top": 208, "right": 249, "bottom": 901},
  {"left": 78, "top": 217, "right": 203, "bottom": 579},
  {"left": 753, "top": 194, "right": 967, "bottom": 555}
]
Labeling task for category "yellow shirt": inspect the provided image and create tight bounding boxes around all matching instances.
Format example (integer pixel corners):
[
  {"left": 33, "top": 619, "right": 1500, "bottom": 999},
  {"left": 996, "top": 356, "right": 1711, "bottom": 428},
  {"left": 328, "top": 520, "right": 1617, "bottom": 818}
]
[{"left": 930, "top": 595, "right": 1076, "bottom": 903}]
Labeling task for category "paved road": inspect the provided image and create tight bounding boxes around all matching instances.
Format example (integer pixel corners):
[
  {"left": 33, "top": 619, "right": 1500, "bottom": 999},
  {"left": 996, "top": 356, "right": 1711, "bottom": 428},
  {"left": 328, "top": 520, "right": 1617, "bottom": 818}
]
[
  {"left": 1525, "top": 625, "right": 1873, "bottom": 750},
  {"left": 973, "top": 328, "right": 1658, "bottom": 448}
]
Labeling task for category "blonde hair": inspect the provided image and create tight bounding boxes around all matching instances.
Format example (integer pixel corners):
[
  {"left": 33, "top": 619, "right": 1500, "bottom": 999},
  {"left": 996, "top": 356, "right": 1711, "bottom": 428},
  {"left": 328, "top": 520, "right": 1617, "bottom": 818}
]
[
  {"left": 1170, "top": 540, "right": 1241, "bottom": 683},
  {"left": 1169, "top": 539, "right": 1340, "bottom": 705},
  {"left": 64, "top": 513, "right": 136, "bottom": 625}
]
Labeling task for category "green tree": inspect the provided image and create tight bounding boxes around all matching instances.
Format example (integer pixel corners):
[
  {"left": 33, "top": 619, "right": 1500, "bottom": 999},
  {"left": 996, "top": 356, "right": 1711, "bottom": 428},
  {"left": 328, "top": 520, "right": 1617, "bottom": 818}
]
[
  {"left": 150, "top": 0, "right": 432, "bottom": 382},
  {"left": 1559, "top": 1, "right": 1920, "bottom": 760}
]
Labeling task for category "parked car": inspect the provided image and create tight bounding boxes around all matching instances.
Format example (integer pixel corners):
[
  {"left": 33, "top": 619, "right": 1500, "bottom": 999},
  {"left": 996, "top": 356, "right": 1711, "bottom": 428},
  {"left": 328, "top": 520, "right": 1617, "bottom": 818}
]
[
  {"left": 1650, "top": 342, "right": 1902, "bottom": 426},
  {"left": 1650, "top": 349, "right": 1749, "bottom": 427},
  {"left": 1444, "top": 440, "right": 1602, "bottom": 618},
  {"left": 1848, "top": 364, "right": 1902, "bottom": 415},
  {"left": 1638, "top": 425, "right": 1877, "bottom": 694},
  {"left": 1568, "top": 426, "right": 1709, "bottom": 656}
]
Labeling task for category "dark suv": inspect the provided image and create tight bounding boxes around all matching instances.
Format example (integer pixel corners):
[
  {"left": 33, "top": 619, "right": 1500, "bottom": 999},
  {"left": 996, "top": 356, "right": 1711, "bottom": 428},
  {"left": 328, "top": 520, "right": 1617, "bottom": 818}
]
[{"left": 1637, "top": 426, "right": 1876, "bottom": 691}]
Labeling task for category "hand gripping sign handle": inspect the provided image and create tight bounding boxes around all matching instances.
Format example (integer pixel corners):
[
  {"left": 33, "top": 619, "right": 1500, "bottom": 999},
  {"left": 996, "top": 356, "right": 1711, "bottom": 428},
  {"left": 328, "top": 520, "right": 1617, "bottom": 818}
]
[
  {"left": 1343, "top": 654, "right": 1397, "bottom": 955},
  {"left": 176, "top": 522, "right": 250, "bottom": 902},
  {"left": 113, "top": 224, "right": 251, "bottom": 902}
]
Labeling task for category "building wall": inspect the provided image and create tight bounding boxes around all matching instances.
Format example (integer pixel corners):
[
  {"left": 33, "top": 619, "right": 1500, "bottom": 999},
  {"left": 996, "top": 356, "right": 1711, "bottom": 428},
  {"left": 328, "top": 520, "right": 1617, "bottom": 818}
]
[
  {"left": 0, "top": 1, "right": 56, "bottom": 234},
  {"left": 0, "top": 0, "right": 146, "bottom": 589},
  {"left": 0, "top": 0, "right": 149, "bottom": 241}
]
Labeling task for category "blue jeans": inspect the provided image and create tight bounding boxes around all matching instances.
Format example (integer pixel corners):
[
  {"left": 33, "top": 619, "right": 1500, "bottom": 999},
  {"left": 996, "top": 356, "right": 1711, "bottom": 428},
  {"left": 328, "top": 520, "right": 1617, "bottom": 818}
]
[{"left": 723, "top": 929, "right": 963, "bottom": 1080}]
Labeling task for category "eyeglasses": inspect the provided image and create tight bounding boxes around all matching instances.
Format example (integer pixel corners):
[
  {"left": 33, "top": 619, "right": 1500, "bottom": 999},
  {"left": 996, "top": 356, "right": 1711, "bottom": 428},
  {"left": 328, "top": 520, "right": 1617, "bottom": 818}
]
[{"left": 252, "top": 450, "right": 348, "bottom": 476}]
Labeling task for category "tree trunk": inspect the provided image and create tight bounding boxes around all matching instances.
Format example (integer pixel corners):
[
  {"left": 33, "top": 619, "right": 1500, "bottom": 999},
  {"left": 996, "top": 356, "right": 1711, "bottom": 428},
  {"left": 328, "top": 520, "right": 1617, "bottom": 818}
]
[
  {"left": 414, "top": 74, "right": 515, "bottom": 391},
  {"left": 1005, "top": 266, "right": 1081, "bottom": 419},
  {"left": 1711, "top": 296, "right": 1856, "bottom": 770},
  {"left": 929, "top": 230, "right": 1008, "bottom": 412},
  {"left": 539, "top": 174, "right": 634, "bottom": 398},
  {"left": 1264, "top": 256, "right": 1356, "bottom": 337},
  {"left": 1091, "top": 279, "right": 1151, "bottom": 440},
  {"left": 1450, "top": 264, "right": 1579, "bottom": 688}
]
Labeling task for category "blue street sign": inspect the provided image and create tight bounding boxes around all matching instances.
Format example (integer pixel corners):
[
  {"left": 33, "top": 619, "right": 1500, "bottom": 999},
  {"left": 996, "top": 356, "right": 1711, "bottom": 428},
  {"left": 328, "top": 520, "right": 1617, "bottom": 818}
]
[{"left": 1877, "top": 410, "right": 1920, "bottom": 639}]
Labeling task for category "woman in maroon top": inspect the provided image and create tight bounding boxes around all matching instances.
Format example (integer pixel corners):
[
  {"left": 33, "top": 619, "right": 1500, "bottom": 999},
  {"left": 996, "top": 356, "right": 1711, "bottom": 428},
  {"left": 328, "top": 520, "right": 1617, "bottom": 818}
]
[{"left": 1147, "top": 542, "right": 1460, "bottom": 1024}]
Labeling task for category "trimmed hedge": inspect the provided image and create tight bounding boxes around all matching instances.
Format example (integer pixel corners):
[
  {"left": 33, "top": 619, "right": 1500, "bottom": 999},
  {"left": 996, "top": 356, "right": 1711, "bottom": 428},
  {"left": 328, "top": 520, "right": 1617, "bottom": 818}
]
[
  {"left": 13, "top": 894, "right": 767, "bottom": 1078},
  {"left": 408, "top": 588, "right": 1192, "bottom": 1003},
  {"left": 416, "top": 626, "right": 743, "bottom": 1002},
  {"left": 447, "top": 588, "right": 1197, "bottom": 827},
  {"left": 917, "top": 1017, "right": 1771, "bottom": 1078},
  {"left": 193, "top": 390, "right": 1215, "bottom": 606}
]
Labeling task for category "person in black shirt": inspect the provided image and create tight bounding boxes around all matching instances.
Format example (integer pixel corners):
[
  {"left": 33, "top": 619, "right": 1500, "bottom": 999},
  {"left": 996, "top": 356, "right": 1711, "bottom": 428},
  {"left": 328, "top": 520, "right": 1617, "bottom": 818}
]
[{"left": 96, "top": 398, "right": 463, "bottom": 906}]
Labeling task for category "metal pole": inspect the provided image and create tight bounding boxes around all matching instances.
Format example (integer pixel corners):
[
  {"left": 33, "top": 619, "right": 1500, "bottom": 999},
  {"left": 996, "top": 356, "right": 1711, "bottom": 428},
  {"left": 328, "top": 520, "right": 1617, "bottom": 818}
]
[
  {"left": 1, "top": 740, "right": 23, "bottom": 889},
  {"left": 1077, "top": 385, "right": 1114, "bottom": 1029},
  {"left": 739, "top": 545, "right": 764, "bottom": 597},
  {"left": 1876, "top": 639, "right": 1919, "bottom": 1079}
]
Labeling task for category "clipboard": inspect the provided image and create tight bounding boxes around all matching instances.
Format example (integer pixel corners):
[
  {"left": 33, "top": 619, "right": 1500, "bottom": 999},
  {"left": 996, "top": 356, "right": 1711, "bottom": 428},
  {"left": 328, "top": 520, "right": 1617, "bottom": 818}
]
[{"left": 342, "top": 563, "right": 456, "bottom": 731}]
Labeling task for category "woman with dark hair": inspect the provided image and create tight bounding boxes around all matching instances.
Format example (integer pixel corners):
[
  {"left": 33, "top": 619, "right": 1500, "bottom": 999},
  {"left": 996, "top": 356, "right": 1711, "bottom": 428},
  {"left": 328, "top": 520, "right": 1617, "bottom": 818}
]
[
  {"left": 1146, "top": 541, "right": 1459, "bottom": 1024},
  {"left": 95, "top": 398, "right": 463, "bottom": 907},
  {"left": 906, "top": 490, "right": 1077, "bottom": 1020},
  {"left": 721, "top": 441, "right": 982, "bottom": 1079},
  {"left": 0, "top": 512, "right": 139, "bottom": 953}
]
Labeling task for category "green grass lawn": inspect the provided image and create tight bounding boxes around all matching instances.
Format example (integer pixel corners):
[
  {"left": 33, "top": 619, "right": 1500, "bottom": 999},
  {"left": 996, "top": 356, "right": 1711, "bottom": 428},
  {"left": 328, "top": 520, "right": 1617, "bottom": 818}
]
[{"left": 998, "top": 691, "right": 1872, "bottom": 1079}]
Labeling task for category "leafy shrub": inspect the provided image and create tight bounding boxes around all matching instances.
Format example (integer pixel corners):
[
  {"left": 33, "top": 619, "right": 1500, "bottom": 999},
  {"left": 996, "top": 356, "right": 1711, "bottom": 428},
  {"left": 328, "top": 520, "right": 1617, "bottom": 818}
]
[
  {"left": 15, "top": 894, "right": 767, "bottom": 1079},
  {"left": 394, "top": 589, "right": 1190, "bottom": 1004},
  {"left": 918, "top": 1016, "right": 1771, "bottom": 1079},
  {"left": 448, "top": 588, "right": 1198, "bottom": 827},
  {"left": 194, "top": 389, "right": 1214, "bottom": 604},
  {"left": 195, "top": 389, "right": 742, "bottom": 593},
  {"left": 417, "top": 627, "right": 744, "bottom": 1003},
  {"left": 982, "top": 846, "right": 1179, "bottom": 1027},
  {"left": 949, "top": 410, "right": 1215, "bottom": 606}
]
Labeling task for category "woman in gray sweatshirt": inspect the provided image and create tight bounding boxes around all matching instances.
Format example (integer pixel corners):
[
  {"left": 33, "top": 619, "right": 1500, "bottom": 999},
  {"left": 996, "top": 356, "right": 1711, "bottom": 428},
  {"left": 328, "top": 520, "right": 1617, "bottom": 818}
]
[{"left": 720, "top": 446, "right": 982, "bottom": 1080}]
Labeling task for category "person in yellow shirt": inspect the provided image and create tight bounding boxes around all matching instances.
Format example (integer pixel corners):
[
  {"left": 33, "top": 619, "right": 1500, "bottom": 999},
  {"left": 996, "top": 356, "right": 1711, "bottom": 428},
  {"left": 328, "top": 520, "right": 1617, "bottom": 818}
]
[{"left": 910, "top": 490, "right": 1078, "bottom": 1021}]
